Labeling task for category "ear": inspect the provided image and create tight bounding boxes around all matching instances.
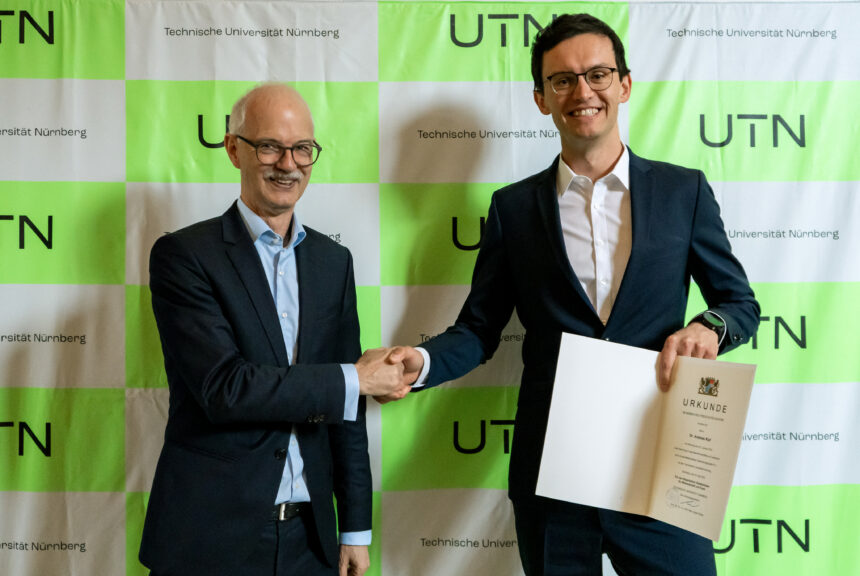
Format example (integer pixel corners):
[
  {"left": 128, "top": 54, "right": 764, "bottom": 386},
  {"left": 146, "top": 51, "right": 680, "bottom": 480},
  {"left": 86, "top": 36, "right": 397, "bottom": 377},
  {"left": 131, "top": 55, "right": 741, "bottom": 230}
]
[
  {"left": 619, "top": 73, "right": 632, "bottom": 104},
  {"left": 533, "top": 89, "right": 551, "bottom": 115},
  {"left": 224, "top": 134, "right": 241, "bottom": 169}
]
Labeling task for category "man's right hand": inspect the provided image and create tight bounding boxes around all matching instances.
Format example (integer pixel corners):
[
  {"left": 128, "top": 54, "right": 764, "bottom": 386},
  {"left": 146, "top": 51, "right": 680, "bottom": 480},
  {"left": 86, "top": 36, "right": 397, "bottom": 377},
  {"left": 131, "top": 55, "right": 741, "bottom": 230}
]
[
  {"left": 355, "top": 348, "right": 409, "bottom": 398},
  {"left": 373, "top": 346, "right": 425, "bottom": 404}
]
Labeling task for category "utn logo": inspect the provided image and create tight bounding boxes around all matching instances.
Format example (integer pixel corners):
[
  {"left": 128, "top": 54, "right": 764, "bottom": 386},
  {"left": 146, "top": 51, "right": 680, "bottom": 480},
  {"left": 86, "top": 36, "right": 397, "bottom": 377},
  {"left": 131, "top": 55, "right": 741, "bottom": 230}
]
[
  {"left": 1, "top": 421, "right": 51, "bottom": 456},
  {"left": 453, "top": 419, "right": 515, "bottom": 454},
  {"left": 0, "top": 10, "right": 54, "bottom": 44},
  {"left": 0, "top": 215, "right": 53, "bottom": 249},
  {"left": 700, "top": 114, "right": 805, "bottom": 148},
  {"left": 199, "top": 114, "right": 230, "bottom": 149},
  {"left": 450, "top": 13, "right": 558, "bottom": 48},
  {"left": 751, "top": 316, "right": 806, "bottom": 350},
  {"left": 715, "top": 518, "right": 809, "bottom": 554},
  {"left": 452, "top": 216, "right": 485, "bottom": 251}
]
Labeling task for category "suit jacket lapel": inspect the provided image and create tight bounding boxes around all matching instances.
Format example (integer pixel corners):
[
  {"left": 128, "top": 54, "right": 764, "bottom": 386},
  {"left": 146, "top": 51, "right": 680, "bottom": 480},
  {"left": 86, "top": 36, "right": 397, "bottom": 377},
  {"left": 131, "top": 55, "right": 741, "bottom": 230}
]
[
  {"left": 606, "top": 149, "right": 654, "bottom": 327},
  {"left": 221, "top": 202, "right": 290, "bottom": 367}
]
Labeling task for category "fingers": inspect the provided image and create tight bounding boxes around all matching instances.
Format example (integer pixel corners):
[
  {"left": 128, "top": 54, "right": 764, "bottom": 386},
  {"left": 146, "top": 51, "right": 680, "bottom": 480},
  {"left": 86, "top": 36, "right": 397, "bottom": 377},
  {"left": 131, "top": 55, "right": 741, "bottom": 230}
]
[{"left": 659, "top": 324, "right": 720, "bottom": 391}]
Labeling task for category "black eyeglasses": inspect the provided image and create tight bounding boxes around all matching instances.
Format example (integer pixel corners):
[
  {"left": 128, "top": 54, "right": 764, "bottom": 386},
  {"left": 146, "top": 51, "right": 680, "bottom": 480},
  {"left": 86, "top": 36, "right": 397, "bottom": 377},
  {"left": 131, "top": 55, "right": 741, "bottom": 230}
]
[
  {"left": 544, "top": 67, "right": 618, "bottom": 95},
  {"left": 235, "top": 135, "right": 322, "bottom": 167}
]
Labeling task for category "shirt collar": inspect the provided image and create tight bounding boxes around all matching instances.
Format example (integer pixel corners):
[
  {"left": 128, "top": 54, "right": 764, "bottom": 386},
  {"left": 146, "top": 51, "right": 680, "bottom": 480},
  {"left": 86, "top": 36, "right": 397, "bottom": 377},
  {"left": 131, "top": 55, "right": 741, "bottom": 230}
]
[
  {"left": 236, "top": 198, "right": 306, "bottom": 249},
  {"left": 556, "top": 144, "right": 630, "bottom": 197}
]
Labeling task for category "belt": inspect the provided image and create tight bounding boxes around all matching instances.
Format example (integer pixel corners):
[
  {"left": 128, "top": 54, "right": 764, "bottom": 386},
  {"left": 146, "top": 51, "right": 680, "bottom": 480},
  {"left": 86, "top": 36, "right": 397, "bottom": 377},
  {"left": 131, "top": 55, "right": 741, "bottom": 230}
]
[{"left": 272, "top": 502, "right": 310, "bottom": 522}]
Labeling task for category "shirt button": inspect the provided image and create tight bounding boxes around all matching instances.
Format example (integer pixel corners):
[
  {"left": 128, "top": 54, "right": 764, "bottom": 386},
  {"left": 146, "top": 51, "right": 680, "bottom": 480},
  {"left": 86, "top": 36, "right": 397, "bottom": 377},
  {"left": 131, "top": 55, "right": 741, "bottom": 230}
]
[
  {"left": 282, "top": 312, "right": 288, "bottom": 318},
  {"left": 278, "top": 270, "right": 284, "bottom": 276}
]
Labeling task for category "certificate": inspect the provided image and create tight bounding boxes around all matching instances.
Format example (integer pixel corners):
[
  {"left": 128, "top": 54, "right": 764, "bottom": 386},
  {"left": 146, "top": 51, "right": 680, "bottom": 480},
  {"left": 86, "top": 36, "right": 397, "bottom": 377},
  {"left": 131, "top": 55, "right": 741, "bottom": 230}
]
[{"left": 535, "top": 334, "right": 756, "bottom": 541}]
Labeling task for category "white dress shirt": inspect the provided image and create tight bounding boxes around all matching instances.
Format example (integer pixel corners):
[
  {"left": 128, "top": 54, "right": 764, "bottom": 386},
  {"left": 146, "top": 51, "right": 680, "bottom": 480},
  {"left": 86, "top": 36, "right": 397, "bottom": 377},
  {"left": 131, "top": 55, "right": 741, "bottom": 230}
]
[{"left": 556, "top": 147, "right": 632, "bottom": 324}]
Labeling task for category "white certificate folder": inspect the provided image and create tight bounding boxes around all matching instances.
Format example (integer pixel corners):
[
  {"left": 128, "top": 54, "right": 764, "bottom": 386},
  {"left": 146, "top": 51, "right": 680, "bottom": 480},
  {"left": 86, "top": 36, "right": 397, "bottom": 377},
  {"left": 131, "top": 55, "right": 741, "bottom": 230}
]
[{"left": 536, "top": 333, "right": 756, "bottom": 541}]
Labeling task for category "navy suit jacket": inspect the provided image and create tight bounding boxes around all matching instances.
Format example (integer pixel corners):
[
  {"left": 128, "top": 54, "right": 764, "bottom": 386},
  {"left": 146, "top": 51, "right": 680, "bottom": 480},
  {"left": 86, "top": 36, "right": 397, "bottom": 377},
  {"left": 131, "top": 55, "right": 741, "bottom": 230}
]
[
  {"left": 419, "top": 150, "right": 760, "bottom": 500},
  {"left": 139, "top": 202, "right": 371, "bottom": 575}
]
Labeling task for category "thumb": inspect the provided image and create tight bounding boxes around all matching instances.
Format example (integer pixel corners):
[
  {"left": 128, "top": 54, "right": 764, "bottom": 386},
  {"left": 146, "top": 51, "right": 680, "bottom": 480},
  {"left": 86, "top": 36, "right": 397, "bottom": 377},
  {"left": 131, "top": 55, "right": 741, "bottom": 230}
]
[{"left": 386, "top": 346, "right": 406, "bottom": 364}]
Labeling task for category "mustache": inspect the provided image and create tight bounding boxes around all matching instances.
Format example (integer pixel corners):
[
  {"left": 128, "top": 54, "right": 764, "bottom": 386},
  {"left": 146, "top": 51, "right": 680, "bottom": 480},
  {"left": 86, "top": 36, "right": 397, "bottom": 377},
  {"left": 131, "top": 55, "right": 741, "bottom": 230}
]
[{"left": 263, "top": 168, "right": 303, "bottom": 182}]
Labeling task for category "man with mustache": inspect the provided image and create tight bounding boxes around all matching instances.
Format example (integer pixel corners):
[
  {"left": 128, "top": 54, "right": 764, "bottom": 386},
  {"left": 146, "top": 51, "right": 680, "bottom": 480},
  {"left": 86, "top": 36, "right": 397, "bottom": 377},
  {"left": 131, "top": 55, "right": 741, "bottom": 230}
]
[
  {"left": 140, "top": 83, "right": 407, "bottom": 576},
  {"left": 382, "top": 13, "right": 759, "bottom": 576}
]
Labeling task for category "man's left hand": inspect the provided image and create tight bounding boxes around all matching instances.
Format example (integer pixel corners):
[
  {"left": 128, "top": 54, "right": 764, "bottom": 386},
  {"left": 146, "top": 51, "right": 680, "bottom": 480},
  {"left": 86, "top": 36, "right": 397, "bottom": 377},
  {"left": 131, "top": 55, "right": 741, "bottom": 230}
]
[
  {"left": 658, "top": 323, "right": 719, "bottom": 391},
  {"left": 339, "top": 544, "right": 370, "bottom": 576}
]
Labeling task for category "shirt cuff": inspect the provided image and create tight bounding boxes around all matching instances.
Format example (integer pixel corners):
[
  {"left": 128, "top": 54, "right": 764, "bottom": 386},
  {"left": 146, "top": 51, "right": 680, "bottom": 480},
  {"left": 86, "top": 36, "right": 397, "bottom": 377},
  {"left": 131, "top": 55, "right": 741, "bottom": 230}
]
[
  {"left": 412, "top": 347, "right": 431, "bottom": 388},
  {"left": 340, "top": 364, "right": 359, "bottom": 421},
  {"left": 340, "top": 529, "right": 372, "bottom": 546}
]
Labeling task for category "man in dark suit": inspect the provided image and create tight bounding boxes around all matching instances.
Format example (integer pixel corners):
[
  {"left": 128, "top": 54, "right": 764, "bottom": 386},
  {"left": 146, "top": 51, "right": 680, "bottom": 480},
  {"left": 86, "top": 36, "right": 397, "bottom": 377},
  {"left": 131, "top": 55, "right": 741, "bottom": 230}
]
[
  {"left": 139, "top": 84, "right": 407, "bottom": 576},
  {"left": 381, "top": 13, "right": 760, "bottom": 576}
]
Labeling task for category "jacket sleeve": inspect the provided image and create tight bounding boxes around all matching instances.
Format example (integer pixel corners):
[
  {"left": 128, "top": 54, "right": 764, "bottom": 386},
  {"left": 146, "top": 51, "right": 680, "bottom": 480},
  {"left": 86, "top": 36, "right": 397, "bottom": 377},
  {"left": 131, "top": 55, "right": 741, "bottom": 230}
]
[
  {"left": 149, "top": 232, "right": 347, "bottom": 425},
  {"left": 688, "top": 171, "right": 761, "bottom": 353}
]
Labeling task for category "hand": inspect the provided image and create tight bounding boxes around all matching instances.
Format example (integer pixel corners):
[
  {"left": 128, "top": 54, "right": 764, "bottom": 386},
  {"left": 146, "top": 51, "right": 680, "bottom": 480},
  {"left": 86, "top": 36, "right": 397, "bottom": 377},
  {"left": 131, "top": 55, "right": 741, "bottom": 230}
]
[
  {"left": 339, "top": 544, "right": 370, "bottom": 576},
  {"left": 374, "top": 346, "right": 424, "bottom": 404},
  {"left": 657, "top": 323, "right": 719, "bottom": 391},
  {"left": 355, "top": 348, "right": 408, "bottom": 397}
]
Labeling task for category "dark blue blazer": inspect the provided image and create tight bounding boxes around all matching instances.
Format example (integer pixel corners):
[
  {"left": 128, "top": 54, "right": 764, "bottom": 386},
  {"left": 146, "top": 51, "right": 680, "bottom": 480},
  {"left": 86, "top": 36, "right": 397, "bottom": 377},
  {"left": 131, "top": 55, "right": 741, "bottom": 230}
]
[
  {"left": 419, "top": 151, "right": 760, "bottom": 500},
  {"left": 139, "top": 202, "right": 371, "bottom": 575}
]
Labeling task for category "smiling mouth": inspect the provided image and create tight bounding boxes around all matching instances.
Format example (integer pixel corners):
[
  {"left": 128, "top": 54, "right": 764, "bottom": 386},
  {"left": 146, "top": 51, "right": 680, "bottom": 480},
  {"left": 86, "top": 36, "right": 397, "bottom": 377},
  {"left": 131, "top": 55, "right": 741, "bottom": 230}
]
[{"left": 570, "top": 108, "right": 599, "bottom": 117}]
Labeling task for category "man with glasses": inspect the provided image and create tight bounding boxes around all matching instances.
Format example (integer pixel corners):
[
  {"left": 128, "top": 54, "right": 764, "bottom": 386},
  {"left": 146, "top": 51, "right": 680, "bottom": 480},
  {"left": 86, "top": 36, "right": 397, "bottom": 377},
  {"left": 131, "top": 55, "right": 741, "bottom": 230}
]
[
  {"left": 381, "top": 13, "right": 759, "bottom": 575},
  {"left": 140, "top": 83, "right": 408, "bottom": 576}
]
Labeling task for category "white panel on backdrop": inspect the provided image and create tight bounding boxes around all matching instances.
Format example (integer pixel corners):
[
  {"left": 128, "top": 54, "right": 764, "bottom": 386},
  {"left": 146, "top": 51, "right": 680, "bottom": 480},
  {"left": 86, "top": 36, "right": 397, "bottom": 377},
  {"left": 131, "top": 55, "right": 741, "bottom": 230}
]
[
  {"left": 125, "top": 182, "right": 238, "bottom": 285},
  {"left": 381, "top": 285, "right": 524, "bottom": 388},
  {"left": 125, "top": 388, "right": 169, "bottom": 493},
  {"left": 0, "top": 492, "right": 125, "bottom": 575},
  {"left": 630, "top": 2, "right": 859, "bottom": 81},
  {"left": 733, "top": 381, "right": 860, "bottom": 486},
  {"left": 713, "top": 182, "right": 859, "bottom": 283},
  {"left": 381, "top": 82, "right": 552, "bottom": 184},
  {"left": 380, "top": 81, "right": 630, "bottom": 183},
  {"left": 0, "top": 285, "right": 125, "bottom": 388},
  {"left": 0, "top": 80, "right": 125, "bottom": 182},
  {"left": 382, "top": 489, "right": 523, "bottom": 576},
  {"left": 126, "top": 0, "right": 378, "bottom": 81},
  {"left": 298, "top": 183, "right": 381, "bottom": 287},
  {"left": 126, "top": 182, "right": 379, "bottom": 286}
]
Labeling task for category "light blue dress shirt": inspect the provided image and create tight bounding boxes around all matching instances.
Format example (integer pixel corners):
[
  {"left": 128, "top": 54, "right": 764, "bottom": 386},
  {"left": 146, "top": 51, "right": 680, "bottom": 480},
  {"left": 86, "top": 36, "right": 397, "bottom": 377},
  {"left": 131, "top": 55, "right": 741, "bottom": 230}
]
[{"left": 236, "top": 199, "right": 369, "bottom": 546}]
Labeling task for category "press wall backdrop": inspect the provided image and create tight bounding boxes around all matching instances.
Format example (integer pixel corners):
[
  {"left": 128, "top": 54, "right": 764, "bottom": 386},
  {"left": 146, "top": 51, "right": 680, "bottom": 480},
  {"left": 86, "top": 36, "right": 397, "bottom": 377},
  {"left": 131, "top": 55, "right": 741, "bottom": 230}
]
[{"left": 1, "top": 1, "right": 858, "bottom": 575}]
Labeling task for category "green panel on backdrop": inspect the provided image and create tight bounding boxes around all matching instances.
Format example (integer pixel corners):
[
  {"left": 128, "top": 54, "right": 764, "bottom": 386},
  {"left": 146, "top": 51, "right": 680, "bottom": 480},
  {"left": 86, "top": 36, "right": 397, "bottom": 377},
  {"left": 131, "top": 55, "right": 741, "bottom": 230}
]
[
  {"left": 686, "top": 282, "right": 860, "bottom": 384},
  {"left": 0, "top": 388, "right": 124, "bottom": 491},
  {"left": 630, "top": 82, "right": 860, "bottom": 182},
  {"left": 126, "top": 285, "right": 167, "bottom": 389},
  {"left": 714, "top": 484, "right": 860, "bottom": 575},
  {"left": 357, "top": 285, "right": 382, "bottom": 351},
  {"left": 0, "top": 181, "right": 125, "bottom": 284},
  {"left": 380, "top": 183, "right": 498, "bottom": 285},
  {"left": 0, "top": 0, "right": 124, "bottom": 79},
  {"left": 126, "top": 492, "right": 150, "bottom": 576},
  {"left": 381, "top": 386, "right": 519, "bottom": 491},
  {"left": 379, "top": 2, "right": 627, "bottom": 82},
  {"left": 126, "top": 81, "right": 378, "bottom": 183}
]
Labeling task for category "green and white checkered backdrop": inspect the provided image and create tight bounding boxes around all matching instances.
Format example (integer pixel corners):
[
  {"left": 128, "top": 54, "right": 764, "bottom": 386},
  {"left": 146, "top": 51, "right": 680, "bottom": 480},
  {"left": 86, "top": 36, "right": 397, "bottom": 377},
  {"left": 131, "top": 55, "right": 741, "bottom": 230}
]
[{"left": 1, "top": 1, "right": 858, "bottom": 574}]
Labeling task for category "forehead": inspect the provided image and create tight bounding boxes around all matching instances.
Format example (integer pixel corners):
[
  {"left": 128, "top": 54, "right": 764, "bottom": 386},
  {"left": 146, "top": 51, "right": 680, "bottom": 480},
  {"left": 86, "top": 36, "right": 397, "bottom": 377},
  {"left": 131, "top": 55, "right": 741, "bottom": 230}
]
[
  {"left": 541, "top": 33, "right": 616, "bottom": 74},
  {"left": 242, "top": 89, "right": 314, "bottom": 141}
]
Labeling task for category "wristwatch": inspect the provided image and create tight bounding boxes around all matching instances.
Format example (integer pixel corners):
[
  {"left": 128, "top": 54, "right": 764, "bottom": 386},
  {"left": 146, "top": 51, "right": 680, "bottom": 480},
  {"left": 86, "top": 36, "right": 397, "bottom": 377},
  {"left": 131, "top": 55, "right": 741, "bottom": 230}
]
[{"left": 690, "top": 311, "right": 726, "bottom": 344}]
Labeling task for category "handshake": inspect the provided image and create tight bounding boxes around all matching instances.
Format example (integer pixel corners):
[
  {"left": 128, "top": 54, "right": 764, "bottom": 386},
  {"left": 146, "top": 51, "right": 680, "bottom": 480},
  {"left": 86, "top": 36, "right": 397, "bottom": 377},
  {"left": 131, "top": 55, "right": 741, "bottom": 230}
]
[{"left": 354, "top": 346, "right": 424, "bottom": 404}]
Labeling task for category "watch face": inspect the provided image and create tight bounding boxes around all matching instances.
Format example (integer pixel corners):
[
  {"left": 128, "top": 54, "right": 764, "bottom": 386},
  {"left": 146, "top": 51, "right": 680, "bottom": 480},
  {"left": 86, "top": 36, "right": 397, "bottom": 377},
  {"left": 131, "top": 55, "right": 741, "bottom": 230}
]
[{"left": 703, "top": 311, "right": 725, "bottom": 328}]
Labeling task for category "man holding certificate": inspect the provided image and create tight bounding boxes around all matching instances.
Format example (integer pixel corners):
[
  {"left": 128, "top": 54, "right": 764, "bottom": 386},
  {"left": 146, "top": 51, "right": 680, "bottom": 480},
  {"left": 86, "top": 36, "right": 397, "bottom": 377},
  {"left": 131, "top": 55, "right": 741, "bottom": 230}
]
[{"left": 380, "top": 13, "right": 760, "bottom": 576}]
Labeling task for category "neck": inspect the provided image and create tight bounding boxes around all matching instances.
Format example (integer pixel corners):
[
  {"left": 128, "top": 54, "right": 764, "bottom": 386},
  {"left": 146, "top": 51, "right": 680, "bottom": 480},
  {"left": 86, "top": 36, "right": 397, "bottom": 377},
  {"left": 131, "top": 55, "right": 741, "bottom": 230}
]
[{"left": 560, "top": 138, "right": 624, "bottom": 181}]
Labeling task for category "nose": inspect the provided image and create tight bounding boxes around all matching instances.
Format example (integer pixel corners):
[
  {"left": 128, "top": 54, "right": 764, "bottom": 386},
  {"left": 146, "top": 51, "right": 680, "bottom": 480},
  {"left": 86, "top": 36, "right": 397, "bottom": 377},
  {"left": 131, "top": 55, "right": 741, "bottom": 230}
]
[
  {"left": 572, "top": 74, "right": 595, "bottom": 98},
  {"left": 276, "top": 148, "right": 298, "bottom": 170}
]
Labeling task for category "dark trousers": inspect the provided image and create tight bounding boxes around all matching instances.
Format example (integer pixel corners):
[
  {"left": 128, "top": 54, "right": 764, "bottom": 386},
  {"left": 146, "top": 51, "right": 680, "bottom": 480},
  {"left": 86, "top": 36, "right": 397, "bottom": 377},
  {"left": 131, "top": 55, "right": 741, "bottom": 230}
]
[
  {"left": 151, "top": 513, "right": 335, "bottom": 576},
  {"left": 513, "top": 496, "right": 717, "bottom": 576}
]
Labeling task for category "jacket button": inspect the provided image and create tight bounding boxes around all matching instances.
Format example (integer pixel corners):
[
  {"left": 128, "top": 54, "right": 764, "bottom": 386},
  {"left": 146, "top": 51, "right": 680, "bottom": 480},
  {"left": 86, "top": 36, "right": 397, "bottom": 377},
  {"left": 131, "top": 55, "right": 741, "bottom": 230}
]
[{"left": 275, "top": 448, "right": 286, "bottom": 460}]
